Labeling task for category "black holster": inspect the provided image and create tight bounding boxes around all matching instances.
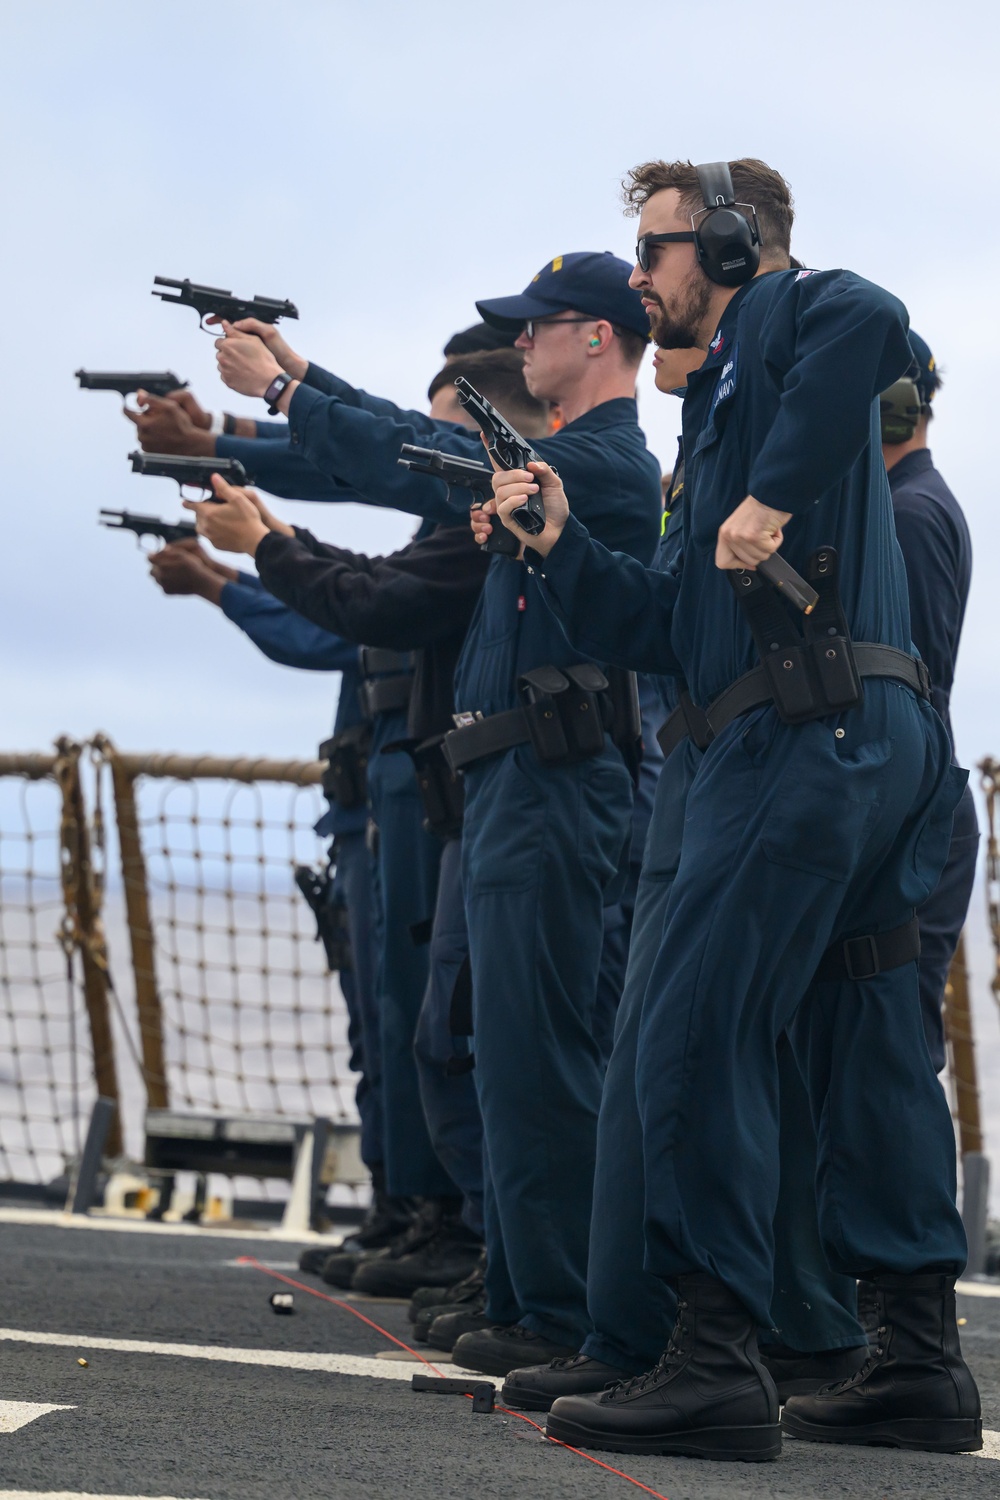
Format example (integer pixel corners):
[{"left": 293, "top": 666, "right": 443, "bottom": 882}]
[
  {"left": 732, "top": 547, "right": 863, "bottom": 725},
  {"left": 294, "top": 865, "right": 353, "bottom": 973},
  {"left": 410, "top": 735, "right": 465, "bottom": 840},
  {"left": 319, "top": 723, "right": 371, "bottom": 811}
]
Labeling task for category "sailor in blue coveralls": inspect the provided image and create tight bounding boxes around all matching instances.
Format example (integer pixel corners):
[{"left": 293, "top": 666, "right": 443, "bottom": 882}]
[
  {"left": 144, "top": 541, "right": 390, "bottom": 1234},
  {"left": 486, "top": 159, "right": 980, "bottom": 1460},
  {"left": 880, "top": 333, "right": 978, "bottom": 1072},
  {"left": 201, "top": 253, "right": 663, "bottom": 1371}
]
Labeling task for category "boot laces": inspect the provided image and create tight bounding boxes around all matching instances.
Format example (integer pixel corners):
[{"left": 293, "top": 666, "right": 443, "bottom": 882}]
[
  {"left": 606, "top": 1300, "right": 691, "bottom": 1398},
  {"left": 822, "top": 1327, "right": 887, "bottom": 1393}
]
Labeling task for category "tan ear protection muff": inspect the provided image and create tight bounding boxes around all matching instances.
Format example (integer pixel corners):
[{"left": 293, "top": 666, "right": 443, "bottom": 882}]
[{"left": 879, "top": 368, "right": 923, "bottom": 444}]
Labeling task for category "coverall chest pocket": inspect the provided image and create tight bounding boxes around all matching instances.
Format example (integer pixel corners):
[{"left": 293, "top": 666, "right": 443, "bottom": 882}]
[{"left": 759, "top": 724, "right": 893, "bottom": 883}]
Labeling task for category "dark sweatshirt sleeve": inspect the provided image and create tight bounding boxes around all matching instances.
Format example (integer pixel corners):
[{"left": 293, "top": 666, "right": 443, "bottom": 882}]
[
  {"left": 529, "top": 514, "right": 684, "bottom": 675},
  {"left": 213, "top": 434, "right": 368, "bottom": 503},
  {"left": 219, "top": 579, "right": 360, "bottom": 671},
  {"left": 749, "top": 271, "right": 912, "bottom": 514},
  {"left": 253, "top": 524, "right": 488, "bottom": 651}
]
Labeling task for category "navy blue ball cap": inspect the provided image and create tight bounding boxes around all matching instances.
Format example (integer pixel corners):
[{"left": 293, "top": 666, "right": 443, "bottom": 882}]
[
  {"left": 476, "top": 251, "right": 650, "bottom": 341},
  {"left": 908, "top": 331, "right": 941, "bottom": 405}
]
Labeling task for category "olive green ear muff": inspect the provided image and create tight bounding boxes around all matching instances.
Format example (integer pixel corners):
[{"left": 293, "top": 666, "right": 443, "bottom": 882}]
[{"left": 879, "top": 375, "right": 922, "bottom": 444}]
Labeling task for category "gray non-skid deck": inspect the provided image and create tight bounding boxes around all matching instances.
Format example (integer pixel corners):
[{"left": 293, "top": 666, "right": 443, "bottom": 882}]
[{"left": 0, "top": 1212, "right": 997, "bottom": 1500}]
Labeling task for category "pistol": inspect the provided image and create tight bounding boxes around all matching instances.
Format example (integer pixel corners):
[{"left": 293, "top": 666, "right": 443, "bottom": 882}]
[
  {"left": 129, "top": 450, "right": 252, "bottom": 496},
  {"left": 100, "top": 509, "right": 197, "bottom": 547},
  {"left": 453, "top": 377, "right": 549, "bottom": 536},
  {"left": 152, "top": 276, "right": 299, "bottom": 331},
  {"left": 398, "top": 444, "right": 518, "bottom": 558},
  {"left": 76, "top": 370, "right": 188, "bottom": 408}
]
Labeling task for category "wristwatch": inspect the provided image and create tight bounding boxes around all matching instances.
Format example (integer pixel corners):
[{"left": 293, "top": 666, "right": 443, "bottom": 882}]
[{"left": 262, "top": 372, "right": 294, "bottom": 415}]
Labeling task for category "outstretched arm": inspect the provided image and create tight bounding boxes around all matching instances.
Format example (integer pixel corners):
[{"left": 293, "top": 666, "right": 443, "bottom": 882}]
[{"left": 490, "top": 462, "right": 684, "bottom": 676}]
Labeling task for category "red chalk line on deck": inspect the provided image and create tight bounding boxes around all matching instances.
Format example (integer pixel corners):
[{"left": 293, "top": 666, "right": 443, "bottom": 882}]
[{"left": 238, "top": 1256, "right": 671, "bottom": 1500}]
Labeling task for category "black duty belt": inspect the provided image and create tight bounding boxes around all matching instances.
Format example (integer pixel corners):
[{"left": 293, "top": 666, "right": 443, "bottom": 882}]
[
  {"left": 444, "top": 663, "right": 633, "bottom": 775},
  {"left": 656, "top": 644, "right": 930, "bottom": 759},
  {"left": 443, "top": 707, "right": 534, "bottom": 772}
]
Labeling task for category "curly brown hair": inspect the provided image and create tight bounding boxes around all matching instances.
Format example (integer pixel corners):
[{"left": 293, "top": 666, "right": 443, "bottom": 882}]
[{"left": 623, "top": 158, "right": 794, "bottom": 264}]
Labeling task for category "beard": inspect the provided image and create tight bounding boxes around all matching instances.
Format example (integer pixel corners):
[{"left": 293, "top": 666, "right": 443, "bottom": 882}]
[{"left": 646, "top": 267, "right": 713, "bottom": 350}]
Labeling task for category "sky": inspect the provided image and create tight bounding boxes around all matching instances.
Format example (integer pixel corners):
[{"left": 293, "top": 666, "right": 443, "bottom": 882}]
[{"left": 1, "top": 2, "right": 998, "bottom": 1189}]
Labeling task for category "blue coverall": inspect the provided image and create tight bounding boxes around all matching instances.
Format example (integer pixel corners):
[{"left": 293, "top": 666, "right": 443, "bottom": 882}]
[
  {"left": 889, "top": 450, "right": 977, "bottom": 1071},
  {"left": 218, "top": 576, "right": 381, "bottom": 1168},
  {"left": 530, "top": 268, "right": 968, "bottom": 1332},
  {"left": 243, "top": 369, "right": 662, "bottom": 1343}
]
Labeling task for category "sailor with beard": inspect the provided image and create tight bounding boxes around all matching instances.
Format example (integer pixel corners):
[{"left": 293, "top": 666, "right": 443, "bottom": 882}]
[{"left": 485, "top": 158, "right": 980, "bottom": 1460}]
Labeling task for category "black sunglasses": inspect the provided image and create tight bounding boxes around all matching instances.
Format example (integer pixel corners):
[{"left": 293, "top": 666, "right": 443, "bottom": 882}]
[
  {"left": 636, "top": 231, "right": 696, "bottom": 271},
  {"left": 522, "top": 315, "right": 599, "bottom": 338}
]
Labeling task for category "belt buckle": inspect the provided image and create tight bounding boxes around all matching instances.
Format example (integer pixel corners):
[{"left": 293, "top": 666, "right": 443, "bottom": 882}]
[
  {"left": 451, "top": 711, "right": 482, "bottom": 730},
  {"left": 843, "top": 934, "right": 880, "bottom": 981}
]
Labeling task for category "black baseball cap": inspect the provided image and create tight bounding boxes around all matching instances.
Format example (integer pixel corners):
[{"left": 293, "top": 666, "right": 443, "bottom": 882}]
[
  {"left": 477, "top": 252, "right": 650, "bottom": 341},
  {"left": 443, "top": 322, "right": 518, "bottom": 357}
]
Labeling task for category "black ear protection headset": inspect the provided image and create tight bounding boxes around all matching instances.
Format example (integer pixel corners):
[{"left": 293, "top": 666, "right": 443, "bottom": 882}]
[
  {"left": 636, "top": 161, "right": 761, "bottom": 288},
  {"left": 692, "top": 162, "right": 761, "bottom": 286}
]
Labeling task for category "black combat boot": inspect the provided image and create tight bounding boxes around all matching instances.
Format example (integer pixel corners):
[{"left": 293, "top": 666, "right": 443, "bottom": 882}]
[
  {"left": 425, "top": 1300, "right": 492, "bottom": 1350},
  {"left": 453, "top": 1323, "right": 577, "bottom": 1377},
  {"left": 546, "top": 1273, "right": 781, "bottom": 1461},
  {"left": 320, "top": 1199, "right": 440, "bottom": 1288},
  {"left": 782, "top": 1271, "right": 982, "bottom": 1452},
  {"left": 298, "top": 1182, "right": 418, "bottom": 1274},
  {"left": 408, "top": 1252, "right": 486, "bottom": 1321},
  {"left": 502, "top": 1354, "right": 630, "bottom": 1412},
  {"left": 351, "top": 1202, "right": 483, "bottom": 1297},
  {"left": 760, "top": 1341, "right": 869, "bottom": 1401}
]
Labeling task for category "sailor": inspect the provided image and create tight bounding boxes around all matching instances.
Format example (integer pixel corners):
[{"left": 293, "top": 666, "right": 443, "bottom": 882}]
[
  {"left": 880, "top": 333, "right": 978, "bottom": 1071},
  {"left": 488, "top": 158, "right": 979, "bottom": 1458},
  {"left": 208, "top": 253, "right": 663, "bottom": 1369},
  {"left": 188, "top": 347, "right": 549, "bottom": 1302},
  {"left": 144, "top": 541, "right": 399, "bottom": 1251}
]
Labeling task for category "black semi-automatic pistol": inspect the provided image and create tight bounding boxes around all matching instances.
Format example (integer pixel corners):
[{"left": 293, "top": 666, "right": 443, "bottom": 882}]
[
  {"left": 100, "top": 509, "right": 197, "bottom": 547},
  {"left": 76, "top": 370, "right": 188, "bottom": 408},
  {"left": 152, "top": 276, "right": 299, "bottom": 331},
  {"left": 453, "top": 377, "right": 549, "bottom": 537},
  {"left": 128, "top": 450, "right": 252, "bottom": 496},
  {"left": 398, "top": 443, "right": 518, "bottom": 558}
]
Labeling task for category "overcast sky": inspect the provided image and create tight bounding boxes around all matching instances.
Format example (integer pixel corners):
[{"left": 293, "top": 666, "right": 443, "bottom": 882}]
[{"left": 1, "top": 0, "right": 995, "bottom": 759}]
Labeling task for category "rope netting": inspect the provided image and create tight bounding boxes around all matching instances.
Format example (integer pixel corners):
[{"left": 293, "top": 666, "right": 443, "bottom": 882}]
[
  {"left": 0, "top": 751, "right": 96, "bottom": 1185},
  {"left": 108, "top": 751, "right": 358, "bottom": 1132}
]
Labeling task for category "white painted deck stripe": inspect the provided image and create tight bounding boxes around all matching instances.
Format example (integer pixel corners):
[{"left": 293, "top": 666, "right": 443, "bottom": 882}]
[
  {"left": 0, "top": 1207, "right": 336, "bottom": 1244},
  {"left": 0, "top": 1403, "right": 75, "bottom": 1434},
  {"left": 0, "top": 1327, "right": 474, "bottom": 1384},
  {"left": 0, "top": 1493, "right": 210, "bottom": 1499},
  {"left": 957, "top": 1278, "right": 1000, "bottom": 1299}
]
